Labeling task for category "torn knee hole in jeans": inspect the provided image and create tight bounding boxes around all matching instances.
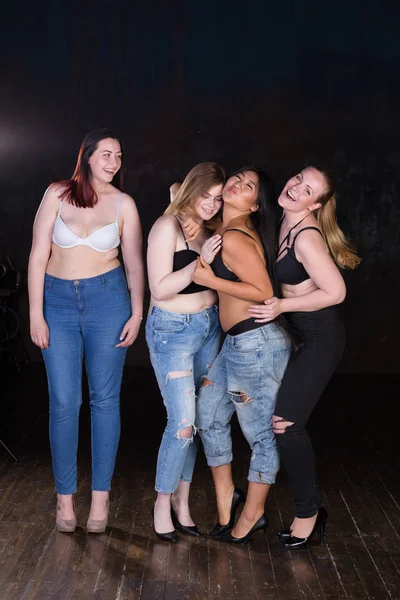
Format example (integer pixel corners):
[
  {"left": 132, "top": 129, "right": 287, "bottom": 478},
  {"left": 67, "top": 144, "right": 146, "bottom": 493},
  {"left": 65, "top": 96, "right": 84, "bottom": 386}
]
[
  {"left": 272, "top": 414, "right": 294, "bottom": 434},
  {"left": 176, "top": 421, "right": 196, "bottom": 447},
  {"left": 229, "top": 390, "right": 253, "bottom": 405}
]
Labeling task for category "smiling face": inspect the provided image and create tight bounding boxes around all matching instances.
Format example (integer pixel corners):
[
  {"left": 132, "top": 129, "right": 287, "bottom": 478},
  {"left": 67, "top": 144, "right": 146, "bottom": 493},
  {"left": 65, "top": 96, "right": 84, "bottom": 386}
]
[
  {"left": 223, "top": 170, "right": 260, "bottom": 213},
  {"left": 193, "top": 184, "right": 223, "bottom": 221},
  {"left": 278, "top": 167, "right": 327, "bottom": 213},
  {"left": 88, "top": 137, "right": 122, "bottom": 184}
]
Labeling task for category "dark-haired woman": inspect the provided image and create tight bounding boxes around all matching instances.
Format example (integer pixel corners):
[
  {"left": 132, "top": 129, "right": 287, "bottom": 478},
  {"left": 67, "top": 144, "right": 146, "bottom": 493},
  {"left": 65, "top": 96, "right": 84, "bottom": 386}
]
[
  {"left": 28, "top": 128, "right": 144, "bottom": 533},
  {"left": 193, "top": 167, "right": 291, "bottom": 543},
  {"left": 248, "top": 166, "right": 360, "bottom": 549}
]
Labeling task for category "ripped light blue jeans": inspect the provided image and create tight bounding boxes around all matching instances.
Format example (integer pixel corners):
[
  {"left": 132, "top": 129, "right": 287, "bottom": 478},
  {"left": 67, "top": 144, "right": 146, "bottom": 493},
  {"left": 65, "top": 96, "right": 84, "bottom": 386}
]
[
  {"left": 196, "top": 322, "right": 291, "bottom": 485},
  {"left": 146, "top": 305, "right": 221, "bottom": 494}
]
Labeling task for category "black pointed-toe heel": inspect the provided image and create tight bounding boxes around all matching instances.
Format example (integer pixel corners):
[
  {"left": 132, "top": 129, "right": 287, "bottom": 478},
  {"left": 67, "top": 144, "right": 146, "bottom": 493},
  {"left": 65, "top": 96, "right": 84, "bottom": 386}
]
[
  {"left": 208, "top": 487, "right": 246, "bottom": 538},
  {"left": 151, "top": 507, "right": 177, "bottom": 543},
  {"left": 171, "top": 507, "right": 200, "bottom": 537},
  {"left": 277, "top": 527, "right": 292, "bottom": 541},
  {"left": 282, "top": 507, "right": 328, "bottom": 550},
  {"left": 213, "top": 513, "right": 269, "bottom": 544}
]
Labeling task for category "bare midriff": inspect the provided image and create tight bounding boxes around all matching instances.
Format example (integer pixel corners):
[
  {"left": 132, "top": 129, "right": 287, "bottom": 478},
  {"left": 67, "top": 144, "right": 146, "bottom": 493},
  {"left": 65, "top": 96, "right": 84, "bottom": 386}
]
[
  {"left": 150, "top": 289, "right": 218, "bottom": 315},
  {"left": 46, "top": 244, "right": 121, "bottom": 280}
]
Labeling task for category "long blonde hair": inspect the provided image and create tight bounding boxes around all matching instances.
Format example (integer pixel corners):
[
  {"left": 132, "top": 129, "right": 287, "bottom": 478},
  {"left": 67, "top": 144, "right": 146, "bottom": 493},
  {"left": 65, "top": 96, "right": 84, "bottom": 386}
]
[
  {"left": 165, "top": 162, "right": 226, "bottom": 228},
  {"left": 314, "top": 169, "right": 361, "bottom": 269}
]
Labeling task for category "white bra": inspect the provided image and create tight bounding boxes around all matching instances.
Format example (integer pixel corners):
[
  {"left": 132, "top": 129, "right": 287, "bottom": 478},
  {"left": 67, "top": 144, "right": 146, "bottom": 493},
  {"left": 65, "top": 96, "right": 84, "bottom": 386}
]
[{"left": 52, "top": 193, "right": 122, "bottom": 252}]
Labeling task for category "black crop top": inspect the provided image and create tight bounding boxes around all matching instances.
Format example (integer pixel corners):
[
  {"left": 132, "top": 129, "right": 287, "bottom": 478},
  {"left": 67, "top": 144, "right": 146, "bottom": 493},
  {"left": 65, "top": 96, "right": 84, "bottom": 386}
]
[
  {"left": 275, "top": 223, "right": 323, "bottom": 285},
  {"left": 172, "top": 218, "right": 210, "bottom": 294},
  {"left": 211, "top": 229, "right": 257, "bottom": 282}
]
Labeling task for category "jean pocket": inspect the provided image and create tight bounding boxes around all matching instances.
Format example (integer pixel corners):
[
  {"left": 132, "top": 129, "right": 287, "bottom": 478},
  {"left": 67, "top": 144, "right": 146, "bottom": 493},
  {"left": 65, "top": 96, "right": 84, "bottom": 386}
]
[
  {"left": 153, "top": 316, "right": 186, "bottom": 334},
  {"left": 232, "top": 334, "right": 260, "bottom": 354}
]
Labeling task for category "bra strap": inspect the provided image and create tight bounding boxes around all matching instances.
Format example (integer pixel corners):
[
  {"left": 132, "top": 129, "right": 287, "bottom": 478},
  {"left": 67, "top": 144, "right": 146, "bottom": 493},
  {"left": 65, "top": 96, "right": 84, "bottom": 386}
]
[
  {"left": 57, "top": 200, "right": 63, "bottom": 217},
  {"left": 277, "top": 215, "right": 310, "bottom": 256},
  {"left": 291, "top": 227, "right": 323, "bottom": 247},
  {"left": 116, "top": 192, "right": 123, "bottom": 220},
  {"left": 175, "top": 217, "right": 189, "bottom": 249},
  {"left": 224, "top": 228, "right": 256, "bottom": 241}
]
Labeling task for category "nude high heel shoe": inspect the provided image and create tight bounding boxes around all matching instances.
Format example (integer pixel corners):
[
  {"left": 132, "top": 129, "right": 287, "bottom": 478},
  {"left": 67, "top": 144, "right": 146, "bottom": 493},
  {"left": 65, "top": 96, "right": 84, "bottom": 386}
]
[
  {"left": 87, "top": 499, "right": 109, "bottom": 534},
  {"left": 56, "top": 496, "right": 77, "bottom": 533}
]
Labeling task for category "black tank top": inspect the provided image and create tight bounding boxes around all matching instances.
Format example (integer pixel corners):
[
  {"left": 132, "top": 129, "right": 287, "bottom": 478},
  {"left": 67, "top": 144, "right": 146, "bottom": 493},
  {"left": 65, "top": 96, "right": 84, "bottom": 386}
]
[
  {"left": 172, "top": 218, "right": 210, "bottom": 294},
  {"left": 211, "top": 228, "right": 258, "bottom": 282},
  {"left": 275, "top": 217, "right": 323, "bottom": 285}
]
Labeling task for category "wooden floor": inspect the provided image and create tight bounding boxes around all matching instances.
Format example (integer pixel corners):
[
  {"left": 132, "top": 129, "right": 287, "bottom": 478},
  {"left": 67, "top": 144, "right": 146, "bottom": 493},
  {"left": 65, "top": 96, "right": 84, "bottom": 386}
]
[{"left": 1, "top": 364, "right": 400, "bottom": 600}]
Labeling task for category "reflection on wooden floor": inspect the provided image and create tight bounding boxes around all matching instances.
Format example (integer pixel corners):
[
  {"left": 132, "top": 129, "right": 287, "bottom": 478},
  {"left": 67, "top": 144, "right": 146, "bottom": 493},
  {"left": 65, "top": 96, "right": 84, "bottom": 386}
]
[{"left": 1, "top": 365, "right": 399, "bottom": 599}]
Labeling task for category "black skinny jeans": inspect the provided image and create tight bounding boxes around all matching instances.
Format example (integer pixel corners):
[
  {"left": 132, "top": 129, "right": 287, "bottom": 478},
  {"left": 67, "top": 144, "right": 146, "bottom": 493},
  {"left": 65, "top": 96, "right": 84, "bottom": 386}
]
[{"left": 275, "top": 306, "right": 345, "bottom": 518}]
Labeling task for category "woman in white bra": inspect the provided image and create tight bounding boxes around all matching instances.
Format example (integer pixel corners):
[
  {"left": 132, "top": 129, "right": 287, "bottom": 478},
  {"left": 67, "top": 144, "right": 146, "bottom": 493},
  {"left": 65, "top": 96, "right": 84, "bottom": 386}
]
[{"left": 28, "top": 128, "right": 144, "bottom": 534}]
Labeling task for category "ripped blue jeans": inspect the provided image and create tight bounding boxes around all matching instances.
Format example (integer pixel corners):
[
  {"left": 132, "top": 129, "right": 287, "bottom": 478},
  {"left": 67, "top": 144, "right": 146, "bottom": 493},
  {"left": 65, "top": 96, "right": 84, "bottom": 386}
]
[
  {"left": 146, "top": 305, "right": 221, "bottom": 494},
  {"left": 196, "top": 322, "right": 291, "bottom": 485}
]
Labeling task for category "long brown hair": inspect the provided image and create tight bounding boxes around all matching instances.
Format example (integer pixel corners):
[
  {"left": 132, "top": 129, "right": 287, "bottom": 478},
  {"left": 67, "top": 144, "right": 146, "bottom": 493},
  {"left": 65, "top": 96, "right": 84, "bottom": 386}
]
[
  {"left": 314, "top": 168, "right": 361, "bottom": 269},
  {"left": 165, "top": 162, "right": 226, "bottom": 228},
  {"left": 58, "top": 128, "right": 123, "bottom": 208}
]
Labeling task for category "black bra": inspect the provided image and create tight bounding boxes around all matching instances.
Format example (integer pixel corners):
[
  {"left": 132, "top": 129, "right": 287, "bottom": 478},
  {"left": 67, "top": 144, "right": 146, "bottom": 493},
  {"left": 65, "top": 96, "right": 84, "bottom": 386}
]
[
  {"left": 211, "top": 228, "right": 258, "bottom": 282},
  {"left": 172, "top": 218, "right": 210, "bottom": 294},
  {"left": 275, "top": 217, "right": 323, "bottom": 285}
]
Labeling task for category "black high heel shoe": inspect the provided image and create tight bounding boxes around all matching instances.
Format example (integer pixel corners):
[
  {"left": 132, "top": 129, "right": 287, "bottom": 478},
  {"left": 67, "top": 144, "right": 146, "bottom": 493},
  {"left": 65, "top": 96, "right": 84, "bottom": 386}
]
[
  {"left": 212, "top": 513, "right": 269, "bottom": 544},
  {"left": 151, "top": 506, "right": 177, "bottom": 543},
  {"left": 208, "top": 488, "right": 246, "bottom": 538},
  {"left": 277, "top": 527, "right": 292, "bottom": 541},
  {"left": 281, "top": 507, "right": 328, "bottom": 550},
  {"left": 171, "top": 506, "right": 200, "bottom": 537}
]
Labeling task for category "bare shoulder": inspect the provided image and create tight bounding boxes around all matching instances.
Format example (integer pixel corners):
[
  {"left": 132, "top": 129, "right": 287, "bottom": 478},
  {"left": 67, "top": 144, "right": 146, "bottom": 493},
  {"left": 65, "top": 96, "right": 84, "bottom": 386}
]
[
  {"left": 149, "top": 214, "right": 179, "bottom": 240},
  {"left": 295, "top": 227, "right": 326, "bottom": 251},
  {"left": 223, "top": 228, "right": 258, "bottom": 250},
  {"left": 39, "top": 183, "right": 65, "bottom": 211}
]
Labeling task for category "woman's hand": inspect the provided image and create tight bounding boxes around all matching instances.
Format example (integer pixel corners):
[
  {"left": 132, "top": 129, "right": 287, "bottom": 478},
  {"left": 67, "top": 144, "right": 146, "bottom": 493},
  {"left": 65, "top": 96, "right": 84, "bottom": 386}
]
[
  {"left": 30, "top": 316, "right": 49, "bottom": 349},
  {"left": 200, "top": 235, "right": 221, "bottom": 264},
  {"left": 248, "top": 297, "right": 283, "bottom": 323},
  {"left": 193, "top": 257, "right": 217, "bottom": 288},
  {"left": 182, "top": 217, "right": 201, "bottom": 242},
  {"left": 115, "top": 315, "right": 142, "bottom": 348}
]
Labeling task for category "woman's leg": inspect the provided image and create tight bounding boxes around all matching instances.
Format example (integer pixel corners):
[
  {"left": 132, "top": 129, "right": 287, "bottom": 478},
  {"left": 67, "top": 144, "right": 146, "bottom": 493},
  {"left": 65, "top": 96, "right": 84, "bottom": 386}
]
[
  {"left": 42, "top": 277, "right": 83, "bottom": 520},
  {"left": 153, "top": 368, "right": 197, "bottom": 532},
  {"left": 173, "top": 307, "right": 222, "bottom": 525},
  {"left": 197, "top": 343, "right": 237, "bottom": 525},
  {"left": 274, "top": 315, "right": 345, "bottom": 537},
  {"left": 226, "top": 324, "right": 291, "bottom": 537},
  {"left": 146, "top": 308, "right": 203, "bottom": 534},
  {"left": 82, "top": 269, "right": 131, "bottom": 520}
]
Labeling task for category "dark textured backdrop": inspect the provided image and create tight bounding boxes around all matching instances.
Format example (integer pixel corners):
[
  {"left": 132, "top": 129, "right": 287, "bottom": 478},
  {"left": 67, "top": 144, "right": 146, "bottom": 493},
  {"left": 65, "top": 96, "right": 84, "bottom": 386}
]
[{"left": 1, "top": 1, "right": 399, "bottom": 372}]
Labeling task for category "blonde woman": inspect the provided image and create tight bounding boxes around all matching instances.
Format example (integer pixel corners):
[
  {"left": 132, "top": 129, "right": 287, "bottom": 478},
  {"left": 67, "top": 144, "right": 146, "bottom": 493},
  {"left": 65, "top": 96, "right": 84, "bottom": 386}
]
[
  {"left": 248, "top": 166, "right": 360, "bottom": 549},
  {"left": 146, "top": 162, "right": 225, "bottom": 541}
]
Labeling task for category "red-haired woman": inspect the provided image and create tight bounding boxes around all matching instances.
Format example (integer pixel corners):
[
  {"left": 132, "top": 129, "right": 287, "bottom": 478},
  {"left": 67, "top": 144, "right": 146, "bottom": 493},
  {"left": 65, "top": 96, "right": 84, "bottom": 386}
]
[
  {"left": 248, "top": 166, "right": 360, "bottom": 549},
  {"left": 28, "top": 128, "right": 144, "bottom": 533}
]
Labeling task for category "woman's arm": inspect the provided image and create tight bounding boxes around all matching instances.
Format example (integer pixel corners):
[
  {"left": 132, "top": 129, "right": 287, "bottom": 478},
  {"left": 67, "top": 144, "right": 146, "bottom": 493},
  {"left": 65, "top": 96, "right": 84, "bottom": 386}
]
[
  {"left": 147, "top": 216, "right": 197, "bottom": 301},
  {"left": 193, "top": 230, "right": 273, "bottom": 303},
  {"left": 169, "top": 182, "right": 181, "bottom": 203},
  {"left": 116, "top": 194, "right": 145, "bottom": 346},
  {"left": 248, "top": 230, "right": 346, "bottom": 321},
  {"left": 28, "top": 185, "right": 60, "bottom": 348}
]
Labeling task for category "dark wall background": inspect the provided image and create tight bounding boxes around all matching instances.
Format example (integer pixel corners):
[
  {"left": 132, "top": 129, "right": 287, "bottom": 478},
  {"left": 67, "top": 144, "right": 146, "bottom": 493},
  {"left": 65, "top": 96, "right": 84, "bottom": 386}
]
[{"left": 1, "top": 1, "right": 399, "bottom": 372}]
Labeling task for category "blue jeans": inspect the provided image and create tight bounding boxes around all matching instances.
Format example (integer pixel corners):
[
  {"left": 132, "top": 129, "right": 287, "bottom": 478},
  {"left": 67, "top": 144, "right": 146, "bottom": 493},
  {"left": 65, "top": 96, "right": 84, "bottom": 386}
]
[
  {"left": 42, "top": 266, "right": 131, "bottom": 495},
  {"left": 146, "top": 305, "right": 221, "bottom": 494},
  {"left": 196, "top": 322, "right": 291, "bottom": 484}
]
